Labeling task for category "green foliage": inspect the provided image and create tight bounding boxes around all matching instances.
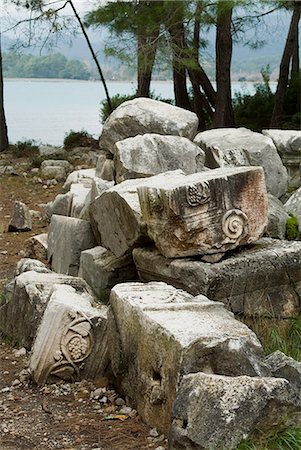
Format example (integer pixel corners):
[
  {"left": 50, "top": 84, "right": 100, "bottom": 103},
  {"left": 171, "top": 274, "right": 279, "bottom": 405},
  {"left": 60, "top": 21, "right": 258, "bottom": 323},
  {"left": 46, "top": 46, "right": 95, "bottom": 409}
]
[
  {"left": 63, "top": 130, "right": 98, "bottom": 150},
  {"left": 3, "top": 52, "right": 91, "bottom": 80},
  {"left": 11, "top": 140, "right": 39, "bottom": 158},
  {"left": 233, "top": 66, "right": 274, "bottom": 131},
  {"left": 285, "top": 214, "right": 300, "bottom": 240},
  {"left": 236, "top": 426, "right": 301, "bottom": 450}
]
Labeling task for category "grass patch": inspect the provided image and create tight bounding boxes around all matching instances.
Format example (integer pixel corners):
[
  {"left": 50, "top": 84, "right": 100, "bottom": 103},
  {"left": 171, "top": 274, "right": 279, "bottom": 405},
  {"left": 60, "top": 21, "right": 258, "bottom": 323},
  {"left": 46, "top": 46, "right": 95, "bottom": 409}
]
[
  {"left": 10, "top": 140, "right": 39, "bottom": 158},
  {"left": 286, "top": 214, "right": 300, "bottom": 240},
  {"left": 243, "top": 315, "right": 301, "bottom": 361},
  {"left": 236, "top": 426, "right": 301, "bottom": 449}
]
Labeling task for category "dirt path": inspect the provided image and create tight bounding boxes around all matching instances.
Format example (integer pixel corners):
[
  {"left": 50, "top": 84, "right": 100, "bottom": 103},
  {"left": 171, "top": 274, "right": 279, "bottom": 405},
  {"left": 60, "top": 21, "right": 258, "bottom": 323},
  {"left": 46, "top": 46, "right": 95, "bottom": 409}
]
[{"left": 0, "top": 156, "right": 167, "bottom": 450}]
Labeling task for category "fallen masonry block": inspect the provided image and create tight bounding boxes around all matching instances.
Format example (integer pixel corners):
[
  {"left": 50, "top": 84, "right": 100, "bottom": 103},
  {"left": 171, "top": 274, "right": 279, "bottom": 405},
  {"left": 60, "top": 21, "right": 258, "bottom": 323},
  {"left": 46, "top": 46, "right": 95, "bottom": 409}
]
[
  {"left": 30, "top": 284, "right": 108, "bottom": 385},
  {"left": 266, "top": 351, "right": 301, "bottom": 392},
  {"left": 114, "top": 134, "right": 205, "bottom": 184},
  {"left": 16, "top": 258, "right": 50, "bottom": 275},
  {"left": 23, "top": 233, "right": 48, "bottom": 261},
  {"left": 63, "top": 168, "right": 96, "bottom": 191},
  {"left": 0, "top": 271, "right": 95, "bottom": 349},
  {"left": 8, "top": 200, "right": 32, "bottom": 232},
  {"left": 90, "top": 170, "right": 185, "bottom": 257},
  {"left": 79, "top": 246, "right": 138, "bottom": 301},
  {"left": 266, "top": 194, "right": 289, "bottom": 239},
  {"left": 48, "top": 215, "right": 96, "bottom": 276},
  {"left": 138, "top": 166, "right": 268, "bottom": 258},
  {"left": 99, "top": 97, "right": 199, "bottom": 155},
  {"left": 169, "top": 372, "right": 301, "bottom": 450},
  {"left": 194, "top": 127, "right": 288, "bottom": 198},
  {"left": 108, "top": 282, "right": 268, "bottom": 433},
  {"left": 69, "top": 183, "right": 91, "bottom": 218},
  {"left": 133, "top": 238, "right": 301, "bottom": 318}
]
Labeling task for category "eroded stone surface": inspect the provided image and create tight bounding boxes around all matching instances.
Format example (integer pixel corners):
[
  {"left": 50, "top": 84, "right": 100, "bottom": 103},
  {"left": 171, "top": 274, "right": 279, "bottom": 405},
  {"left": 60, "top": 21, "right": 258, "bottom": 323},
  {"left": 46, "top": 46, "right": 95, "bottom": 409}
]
[
  {"left": 266, "top": 194, "right": 290, "bottom": 239},
  {"left": 263, "top": 129, "right": 301, "bottom": 189},
  {"left": 8, "top": 201, "right": 32, "bottom": 232},
  {"left": 23, "top": 233, "right": 48, "bottom": 261},
  {"left": 266, "top": 351, "right": 301, "bottom": 392},
  {"left": 114, "top": 134, "right": 205, "bottom": 183},
  {"left": 169, "top": 372, "right": 300, "bottom": 450},
  {"left": 90, "top": 170, "right": 184, "bottom": 257},
  {"left": 16, "top": 258, "right": 50, "bottom": 275},
  {"left": 0, "top": 271, "right": 94, "bottom": 348},
  {"left": 99, "top": 98, "right": 199, "bottom": 155},
  {"left": 138, "top": 166, "right": 268, "bottom": 258},
  {"left": 30, "top": 284, "right": 108, "bottom": 385},
  {"left": 133, "top": 238, "right": 301, "bottom": 318},
  {"left": 194, "top": 127, "right": 288, "bottom": 198},
  {"left": 79, "top": 246, "right": 138, "bottom": 301},
  {"left": 109, "top": 282, "right": 267, "bottom": 433},
  {"left": 48, "top": 215, "right": 96, "bottom": 276}
]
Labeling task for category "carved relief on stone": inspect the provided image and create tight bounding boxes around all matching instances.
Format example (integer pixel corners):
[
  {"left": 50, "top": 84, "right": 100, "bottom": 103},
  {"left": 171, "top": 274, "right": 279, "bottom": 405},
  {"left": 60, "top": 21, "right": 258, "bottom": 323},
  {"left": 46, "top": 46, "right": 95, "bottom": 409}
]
[
  {"left": 47, "top": 311, "right": 94, "bottom": 381},
  {"left": 222, "top": 209, "right": 248, "bottom": 242},
  {"left": 186, "top": 182, "right": 210, "bottom": 207},
  {"left": 148, "top": 188, "right": 164, "bottom": 214}
]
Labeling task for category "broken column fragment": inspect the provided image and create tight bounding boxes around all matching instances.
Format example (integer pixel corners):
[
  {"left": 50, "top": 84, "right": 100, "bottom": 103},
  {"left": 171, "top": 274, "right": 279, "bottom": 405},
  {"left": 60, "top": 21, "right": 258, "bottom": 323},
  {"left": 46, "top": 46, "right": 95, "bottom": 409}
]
[
  {"left": 169, "top": 372, "right": 301, "bottom": 450},
  {"left": 79, "top": 246, "right": 138, "bottom": 301},
  {"left": 108, "top": 282, "right": 268, "bottom": 433},
  {"left": 29, "top": 284, "right": 108, "bottom": 385},
  {"left": 0, "top": 271, "right": 94, "bottom": 349},
  {"left": 90, "top": 170, "right": 185, "bottom": 257},
  {"left": 48, "top": 215, "right": 96, "bottom": 276},
  {"left": 133, "top": 238, "right": 301, "bottom": 318},
  {"left": 114, "top": 134, "right": 205, "bottom": 184},
  {"left": 138, "top": 166, "right": 268, "bottom": 258}
]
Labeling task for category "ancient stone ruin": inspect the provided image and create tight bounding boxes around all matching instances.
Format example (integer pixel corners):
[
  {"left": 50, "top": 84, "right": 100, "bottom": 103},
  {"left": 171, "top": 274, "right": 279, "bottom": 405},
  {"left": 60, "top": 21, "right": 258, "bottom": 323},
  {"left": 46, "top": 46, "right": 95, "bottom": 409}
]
[{"left": 1, "top": 98, "right": 301, "bottom": 449}]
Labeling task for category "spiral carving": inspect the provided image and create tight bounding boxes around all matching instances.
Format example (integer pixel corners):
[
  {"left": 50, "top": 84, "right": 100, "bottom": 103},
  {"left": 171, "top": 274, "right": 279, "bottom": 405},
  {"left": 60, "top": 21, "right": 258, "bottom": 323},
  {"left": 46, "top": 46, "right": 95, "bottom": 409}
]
[
  {"left": 186, "top": 182, "right": 210, "bottom": 207},
  {"left": 222, "top": 209, "right": 248, "bottom": 241}
]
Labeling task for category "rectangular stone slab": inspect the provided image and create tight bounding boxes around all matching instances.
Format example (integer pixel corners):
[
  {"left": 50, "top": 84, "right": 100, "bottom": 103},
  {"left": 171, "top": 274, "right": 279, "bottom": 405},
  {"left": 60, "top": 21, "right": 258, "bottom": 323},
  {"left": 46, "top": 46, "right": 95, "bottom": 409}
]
[
  {"left": 108, "top": 282, "right": 267, "bottom": 433},
  {"left": 30, "top": 284, "right": 108, "bottom": 385},
  {"left": 133, "top": 238, "right": 301, "bottom": 318},
  {"left": 137, "top": 166, "right": 268, "bottom": 258}
]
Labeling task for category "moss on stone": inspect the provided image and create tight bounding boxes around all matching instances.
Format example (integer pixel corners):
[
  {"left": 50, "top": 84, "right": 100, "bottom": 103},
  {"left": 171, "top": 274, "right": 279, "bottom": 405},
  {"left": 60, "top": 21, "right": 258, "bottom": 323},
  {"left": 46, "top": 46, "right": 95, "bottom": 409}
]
[{"left": 285, "top": 214, "right": 300, "bottom": 240}]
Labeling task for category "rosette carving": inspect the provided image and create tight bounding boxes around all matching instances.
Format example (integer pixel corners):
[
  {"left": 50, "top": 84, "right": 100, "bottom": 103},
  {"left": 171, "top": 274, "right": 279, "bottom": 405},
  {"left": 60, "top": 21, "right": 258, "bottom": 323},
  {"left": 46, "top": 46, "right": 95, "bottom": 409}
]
[
  {"left": 46, "top": 312, "right": 93, "bottom": 382},
  {"left": 186, "top": 182, "right": 210, "bottom": 207},
  {"left": 222, "top": 209, "right": 248, "bottom": 241}
]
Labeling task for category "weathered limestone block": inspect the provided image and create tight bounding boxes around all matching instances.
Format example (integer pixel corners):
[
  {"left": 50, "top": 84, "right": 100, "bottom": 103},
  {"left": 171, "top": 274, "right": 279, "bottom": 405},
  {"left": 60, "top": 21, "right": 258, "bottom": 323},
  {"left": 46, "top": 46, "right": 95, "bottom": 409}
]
[
  {"left": 48, "top": 215, "right": 97, "bottom": 276},
  {"left": 266, "top": 193, "right": 290, "bottom": 239},
  {"left": 109, "top": 282, "right": 268, "bottom": 433},
  {"left": 263, "top": 129, "right": 301, "bottom": 189},
  {"left": 0, "top": 271, "right": 94, "bottom": 349},
  {"left": 194, "top": 127, "right": 288, "bottom": 198},
  {"left": 69, "top": 183, "right": 91, "bottom": 218},
  {"left": 46, "top": 192, "right": 73, "bottom": 220},
  {"left": 114, "top": 134, "right": 205, "bottom": 184},
  {"left": 133, "top": 238, "right": 301, "bottom": 318},
  {"left": 39, "top": 145, "right": 66, "bottom": 158},
  {"left": 90, "top": 171, "right": 184, "bottom": 257},
  {"left": 95, "top": 154, "right": 115, "bottom": 181},
  {"left": 40, "top": 159, "right": 72, "bottom": 181},
  {"left": 79, "top": 246, "right": 138, "bottom": 301},
  {"left": 30, "top": 284, "right": 108, "bottom": 385},
  {"left": 284, "top": 187, "right": 301, "bottom": 232},
  {"left": 23, "top": 233, "right": 48, "bottom": 261},
  {"left": 8, "top": 201, "right": 32, "bottom": 232},
  {"left": 16, "top": 258, "right": 50, "bottom": 275},
  {"left": 99, "top": 98, "right": 199, "bottom": 155},
  {"left": 138, "top": 166, "right": 268, "bottom": 258},
  {"left": 266, "top": 351, "right": 301, "bottom": 392},
  {"left": 169, "top": 372, "right": 300, "bottom": 450},
  {"left": 63, "top": 168, "right": 96, "bottom": 191}
]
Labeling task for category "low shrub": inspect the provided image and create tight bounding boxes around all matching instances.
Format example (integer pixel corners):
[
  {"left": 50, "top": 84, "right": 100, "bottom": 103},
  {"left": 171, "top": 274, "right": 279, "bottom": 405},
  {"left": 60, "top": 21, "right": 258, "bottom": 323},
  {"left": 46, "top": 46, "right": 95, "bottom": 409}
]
[
  {"left": 63, "top": 130, "right": 99, "bottom": 150},
  {"left": 10, "top": 140, "right": 39, "bottom": 158}
]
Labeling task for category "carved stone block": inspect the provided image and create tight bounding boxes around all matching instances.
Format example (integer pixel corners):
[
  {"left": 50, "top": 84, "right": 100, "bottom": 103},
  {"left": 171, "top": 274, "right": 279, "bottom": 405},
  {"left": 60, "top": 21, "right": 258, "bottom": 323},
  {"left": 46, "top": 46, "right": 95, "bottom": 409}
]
[
  {"left": 0, "top": 271, "right": 95, "bottom": 349},
  {"left": 90, "top": 170, "right": 185, "bottom": 257},
  {"left": 133, "top": 238, "right": 301, "bottom": 318},
  {"left": 138, "top": 166, "right": 268, "bottom": 258},
  {"left": 30, "top": 285, "right": 108, "bottom": 385},
  {"left": 109, "top": 282, "right": 268, "bottom": 433}
]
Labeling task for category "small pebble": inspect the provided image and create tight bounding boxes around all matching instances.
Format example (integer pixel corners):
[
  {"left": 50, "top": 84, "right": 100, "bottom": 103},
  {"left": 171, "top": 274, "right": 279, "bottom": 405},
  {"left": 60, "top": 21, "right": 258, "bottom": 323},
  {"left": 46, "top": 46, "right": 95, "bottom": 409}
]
[
  {"left": 115, "top": 397, "right": 125, "bottom": 406},
  {"left": 119, "top": 406, "right": 132, "bottom": 415},
  {"left": 149, "top": 428, "right": 159, "bottom": 437},
  {"left": 13, "top": 347, "right": 26, "bottom": 357},
  {"left": 99, "top": 396, "right": 107, "bottom": 404},
  {"left": 12, "top": 379, "right": 21, "bottom": 387}
]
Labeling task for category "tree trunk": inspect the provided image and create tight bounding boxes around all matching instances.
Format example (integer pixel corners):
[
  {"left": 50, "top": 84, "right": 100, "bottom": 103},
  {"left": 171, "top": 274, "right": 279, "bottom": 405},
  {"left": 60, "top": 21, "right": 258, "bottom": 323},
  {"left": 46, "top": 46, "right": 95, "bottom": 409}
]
[
  {"left": 0, "top": 36, "right": 8, "bottom": 152},
  {"left": 168, "top": 4, "right": 192, "bottom": 110},
  {"left": 213, "top": 1, "right": 234, "bottom": 128},
  {"left": 270, "top": 0, "right": 301, "bottom": 128},
  {"left": 137, "top": 28, "right": 160, "bottom": 97}
]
